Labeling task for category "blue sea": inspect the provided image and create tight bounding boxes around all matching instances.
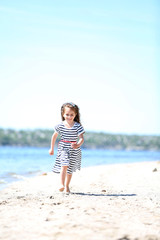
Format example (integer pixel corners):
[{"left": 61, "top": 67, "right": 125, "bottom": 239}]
[{"left": 0, "top": 146, "right": 160, "bottom": 190}]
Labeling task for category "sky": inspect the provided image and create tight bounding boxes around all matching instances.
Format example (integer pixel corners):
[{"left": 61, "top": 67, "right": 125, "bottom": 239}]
[{"left": 0, "top": 0, "right": 159, "bottom": 135}]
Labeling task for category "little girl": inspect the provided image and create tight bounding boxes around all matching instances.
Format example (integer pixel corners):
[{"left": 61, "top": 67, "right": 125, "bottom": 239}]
[{"left": 49, "top": 102, "right": 85, "bottom": 194}]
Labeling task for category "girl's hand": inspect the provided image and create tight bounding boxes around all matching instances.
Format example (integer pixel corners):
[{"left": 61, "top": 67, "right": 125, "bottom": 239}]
[
  {"left": 71, "top": 134, "right": 84, "bottom": 149},
  {"left": 71, "top": 142, "right": 79, "bottom": 149},
  {"left": 49, "top": 149, "right": 54, "bottom": 155}
]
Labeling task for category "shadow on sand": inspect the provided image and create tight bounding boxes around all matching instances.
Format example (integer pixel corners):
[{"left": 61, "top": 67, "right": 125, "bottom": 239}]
[{"left": 72, "top": 192, "right": 137, "bottom": 197}]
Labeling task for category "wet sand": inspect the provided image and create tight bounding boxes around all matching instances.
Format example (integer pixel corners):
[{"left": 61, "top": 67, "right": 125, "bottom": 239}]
[{"left": 0, "top": 161, "right": 160, "bottom": 240}]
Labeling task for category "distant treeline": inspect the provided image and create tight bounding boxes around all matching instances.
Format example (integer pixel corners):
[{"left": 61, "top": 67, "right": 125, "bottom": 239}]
[{"left": 0, "top": 128, "right": 160, "bottom": 151}]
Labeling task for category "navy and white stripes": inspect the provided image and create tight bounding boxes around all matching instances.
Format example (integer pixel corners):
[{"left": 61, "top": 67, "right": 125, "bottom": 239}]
[{"left": 52, "top": 122, "right": 85, "bottom": 175}]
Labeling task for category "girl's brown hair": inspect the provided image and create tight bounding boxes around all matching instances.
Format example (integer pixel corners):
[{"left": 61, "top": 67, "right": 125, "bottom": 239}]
[{"left": 61, "top": 102, "right": 81, "bottom": 124}]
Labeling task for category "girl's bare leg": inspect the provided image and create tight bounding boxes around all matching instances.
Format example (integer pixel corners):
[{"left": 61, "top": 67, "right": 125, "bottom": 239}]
[
  {"left": 59, "top": 166, "right": 68, "bottom": 191},
  {"left": 65, "top": 173, "right": 72, "bottom": 192}
]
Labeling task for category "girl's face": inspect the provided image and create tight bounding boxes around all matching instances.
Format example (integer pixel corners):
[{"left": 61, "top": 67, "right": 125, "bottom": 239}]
[{"left": 63, "top": 107, "right": 76, "bottom": 123}]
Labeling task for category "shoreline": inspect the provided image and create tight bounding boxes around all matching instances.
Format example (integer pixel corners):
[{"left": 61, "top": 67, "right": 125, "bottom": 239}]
[
  {"left": 1, "top": 158, "right": 159, "bottom": 192},
  {"left": 0, "top": 161, "right": 160, "bottom": 240}
]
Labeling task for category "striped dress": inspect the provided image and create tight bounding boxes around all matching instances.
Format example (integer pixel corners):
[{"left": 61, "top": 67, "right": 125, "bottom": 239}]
[{"left": 52, "top": 121, "right": 85, "bottom": 175}]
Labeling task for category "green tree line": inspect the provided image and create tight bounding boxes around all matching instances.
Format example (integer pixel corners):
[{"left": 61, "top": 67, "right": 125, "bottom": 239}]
[{"left": 0, "top": 128, "right": 160, "bottom": 151}]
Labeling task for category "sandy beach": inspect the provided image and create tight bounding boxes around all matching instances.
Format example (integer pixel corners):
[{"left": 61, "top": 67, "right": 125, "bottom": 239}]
[{"left": 0, "top": 161, "right": 160, "bottom": 240}]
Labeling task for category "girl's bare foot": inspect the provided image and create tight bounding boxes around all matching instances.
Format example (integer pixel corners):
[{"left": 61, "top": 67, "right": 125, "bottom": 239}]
[
  {"left": 65, "top": 186, "right": 70, "bottom": 194},
  {"left": 59, "top": 185, "right": 65, "bottom": 192}
]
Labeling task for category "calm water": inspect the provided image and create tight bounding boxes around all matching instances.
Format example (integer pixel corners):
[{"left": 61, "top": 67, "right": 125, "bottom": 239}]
[{"left": 0, "top": 146, "right": 160, "bottom": 190}]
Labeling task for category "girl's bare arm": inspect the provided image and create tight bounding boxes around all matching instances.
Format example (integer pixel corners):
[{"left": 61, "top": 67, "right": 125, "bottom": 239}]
[{"left": 49, "top": 132, "right": 58, "bottom": 155}]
